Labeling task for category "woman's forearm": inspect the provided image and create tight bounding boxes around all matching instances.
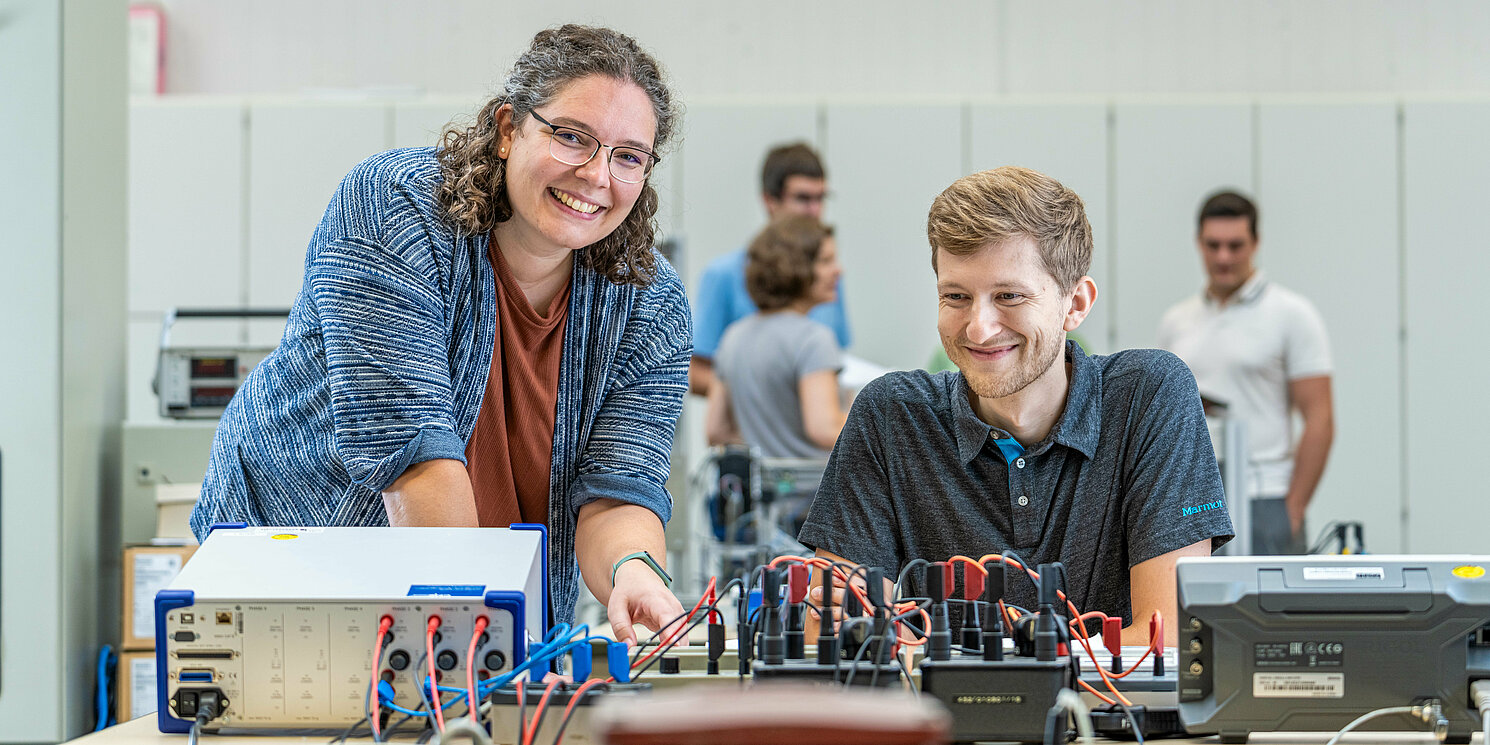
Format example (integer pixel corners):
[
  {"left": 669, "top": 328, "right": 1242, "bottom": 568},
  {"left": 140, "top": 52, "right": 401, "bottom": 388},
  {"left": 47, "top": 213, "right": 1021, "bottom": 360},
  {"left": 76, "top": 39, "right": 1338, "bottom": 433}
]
[
  {"left": 574, "top": 498, "right": 668, "bottom": 603},
  {"left": 381, "top": 458, "right": 479, "bottom": 527}
]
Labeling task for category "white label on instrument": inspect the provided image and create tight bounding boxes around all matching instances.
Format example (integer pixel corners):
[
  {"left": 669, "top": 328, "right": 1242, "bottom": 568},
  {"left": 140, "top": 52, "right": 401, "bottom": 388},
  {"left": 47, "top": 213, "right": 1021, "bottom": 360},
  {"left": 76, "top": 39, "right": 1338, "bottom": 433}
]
[
  {"left": 247, "top": 526, "right": 324, "bottom": 535},
  {"left": 1302, "top": 567, "right": 1383, "bottom": 581},
  {"left": 1254, "top": 672, "right": 1344, "bottom": 698}
]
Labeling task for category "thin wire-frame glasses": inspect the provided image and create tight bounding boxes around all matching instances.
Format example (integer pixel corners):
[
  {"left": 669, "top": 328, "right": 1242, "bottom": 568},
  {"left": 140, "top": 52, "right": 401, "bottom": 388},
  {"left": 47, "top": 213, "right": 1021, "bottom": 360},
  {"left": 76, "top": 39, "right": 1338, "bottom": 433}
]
[{"left": 529, "top": 110, "right": 659, "bottom": 184}]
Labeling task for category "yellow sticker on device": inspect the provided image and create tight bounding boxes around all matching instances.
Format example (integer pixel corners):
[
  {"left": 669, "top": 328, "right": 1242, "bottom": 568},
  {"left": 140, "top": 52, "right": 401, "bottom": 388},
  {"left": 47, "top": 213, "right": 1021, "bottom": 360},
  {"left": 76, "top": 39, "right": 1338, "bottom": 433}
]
[
  {"left": 271, "top": 533, "right": 300, "bottom": 540},
  {"left": 1452, "top": 565, "right": 1485, "bottom": 579}
]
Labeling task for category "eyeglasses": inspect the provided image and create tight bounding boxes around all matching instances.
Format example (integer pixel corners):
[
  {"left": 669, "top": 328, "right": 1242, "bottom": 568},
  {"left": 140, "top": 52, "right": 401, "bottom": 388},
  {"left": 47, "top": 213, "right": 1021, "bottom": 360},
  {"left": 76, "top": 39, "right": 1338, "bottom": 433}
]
[{"left": 529, "top": 110, "right": 659, "bottom": 184}]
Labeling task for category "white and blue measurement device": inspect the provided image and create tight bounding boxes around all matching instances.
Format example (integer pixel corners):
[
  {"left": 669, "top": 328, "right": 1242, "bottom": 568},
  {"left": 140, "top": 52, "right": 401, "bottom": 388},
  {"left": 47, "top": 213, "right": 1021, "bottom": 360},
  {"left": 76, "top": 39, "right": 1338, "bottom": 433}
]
[{"left": 155, "top": 524, "right": 548, "bottom": 732}]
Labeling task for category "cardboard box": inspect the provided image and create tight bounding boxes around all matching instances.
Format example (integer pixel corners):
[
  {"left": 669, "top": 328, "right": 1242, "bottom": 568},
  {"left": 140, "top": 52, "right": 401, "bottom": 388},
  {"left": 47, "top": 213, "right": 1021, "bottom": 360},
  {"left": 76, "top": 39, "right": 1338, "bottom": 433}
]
[
  {"left": 121, "top": 544, "right": 196, "bottom": 650},
  {"left": 154, "top": 482, "right": 200, "bottom": 544},
  {"left": 117, "top": 649, "right": 158, "bottom": 722}
]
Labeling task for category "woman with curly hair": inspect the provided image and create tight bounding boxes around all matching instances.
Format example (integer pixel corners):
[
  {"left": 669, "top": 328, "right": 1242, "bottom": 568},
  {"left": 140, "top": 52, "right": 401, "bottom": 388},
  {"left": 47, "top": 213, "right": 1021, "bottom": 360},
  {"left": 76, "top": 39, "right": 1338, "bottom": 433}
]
[{"left": 192, "top": 25, "right": 688, "bottom": 639}]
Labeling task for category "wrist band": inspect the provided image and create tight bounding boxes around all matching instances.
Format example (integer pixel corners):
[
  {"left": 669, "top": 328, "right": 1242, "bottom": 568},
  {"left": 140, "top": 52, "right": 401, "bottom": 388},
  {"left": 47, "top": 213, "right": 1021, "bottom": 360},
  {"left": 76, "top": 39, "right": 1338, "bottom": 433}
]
[{"left": 611, "top": 550, "right": 672, "bottom": 589}]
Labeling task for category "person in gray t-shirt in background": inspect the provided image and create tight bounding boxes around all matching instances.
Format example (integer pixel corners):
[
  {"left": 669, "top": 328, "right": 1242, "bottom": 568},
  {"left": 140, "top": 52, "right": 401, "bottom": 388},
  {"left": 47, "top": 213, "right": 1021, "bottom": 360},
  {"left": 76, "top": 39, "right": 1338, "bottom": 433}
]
[
  {"left": 707, "top": 214, "right": 848, "bottom": 459},
  {"left": 799, "top": 167, "right": 1233, "bottom": 645}
]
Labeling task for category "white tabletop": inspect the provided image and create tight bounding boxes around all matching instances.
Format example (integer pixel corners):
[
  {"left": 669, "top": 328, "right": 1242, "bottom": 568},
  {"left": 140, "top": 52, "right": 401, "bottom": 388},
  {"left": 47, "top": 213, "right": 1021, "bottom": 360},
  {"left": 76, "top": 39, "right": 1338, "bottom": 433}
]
[{"left": 72, "top": 714, "right": 1486, "bottom": 745}]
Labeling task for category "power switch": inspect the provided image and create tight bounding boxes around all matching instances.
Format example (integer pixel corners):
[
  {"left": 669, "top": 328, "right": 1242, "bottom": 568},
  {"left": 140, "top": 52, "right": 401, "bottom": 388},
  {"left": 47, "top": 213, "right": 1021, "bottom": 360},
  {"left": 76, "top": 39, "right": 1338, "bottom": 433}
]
[{"left": 178, "top": 691, "right": 198, "bottom": 717}]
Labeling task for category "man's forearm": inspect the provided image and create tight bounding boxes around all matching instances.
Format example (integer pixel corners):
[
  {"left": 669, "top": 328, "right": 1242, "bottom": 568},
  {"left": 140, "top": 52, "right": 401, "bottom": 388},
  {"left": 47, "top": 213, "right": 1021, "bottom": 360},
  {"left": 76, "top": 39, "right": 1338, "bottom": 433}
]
[
  {"left": 381, "top": 458, "right": 479, "bottom": 527},
  {"left": 1285, "top": 418, "right": 1334, "bottom": 519},
  {"left": 575, "top": 499, "right": 668, "bottom": 604},
  {"left": 689, "top": 357, "right": 716, "bottom": 397}
]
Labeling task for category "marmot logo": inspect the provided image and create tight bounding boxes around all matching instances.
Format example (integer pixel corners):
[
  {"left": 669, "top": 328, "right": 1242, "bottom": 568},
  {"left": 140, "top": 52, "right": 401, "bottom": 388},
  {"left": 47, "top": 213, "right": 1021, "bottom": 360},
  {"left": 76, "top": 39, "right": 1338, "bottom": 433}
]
[{"left": 1181, "top": 500, "right": 1225, "bottom": 517}]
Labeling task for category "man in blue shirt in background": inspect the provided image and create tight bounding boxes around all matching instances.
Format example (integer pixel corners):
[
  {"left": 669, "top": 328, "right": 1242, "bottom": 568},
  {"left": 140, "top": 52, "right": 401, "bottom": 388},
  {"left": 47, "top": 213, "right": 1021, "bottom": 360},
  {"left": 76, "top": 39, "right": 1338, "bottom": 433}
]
[{"left": 689, "top": 143, "right": 851, "bottom": 395}]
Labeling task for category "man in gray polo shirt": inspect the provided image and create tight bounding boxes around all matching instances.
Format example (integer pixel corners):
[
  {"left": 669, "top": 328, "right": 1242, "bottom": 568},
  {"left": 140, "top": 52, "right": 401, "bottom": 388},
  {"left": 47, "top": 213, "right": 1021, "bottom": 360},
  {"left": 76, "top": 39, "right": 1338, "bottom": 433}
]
[{"left": 799, "top": 167, "right": 1233, "bottom": 644}]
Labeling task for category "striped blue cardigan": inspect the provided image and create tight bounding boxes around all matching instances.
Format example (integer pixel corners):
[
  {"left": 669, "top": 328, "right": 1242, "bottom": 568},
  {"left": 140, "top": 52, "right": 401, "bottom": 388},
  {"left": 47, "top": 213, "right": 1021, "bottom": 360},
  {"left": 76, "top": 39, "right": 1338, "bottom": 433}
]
[{"left": 191, "top": 147, "right": 691, "bottom": 625}]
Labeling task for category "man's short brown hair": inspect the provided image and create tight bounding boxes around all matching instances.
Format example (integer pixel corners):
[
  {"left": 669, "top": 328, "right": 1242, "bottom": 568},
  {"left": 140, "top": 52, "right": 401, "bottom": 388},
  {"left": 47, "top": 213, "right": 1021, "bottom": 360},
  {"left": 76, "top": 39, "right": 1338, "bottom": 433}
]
[
  {"left": 761, "top": 143, "right": 826, "bottom": 199},
  {"left": 926, "top": 166, "right": 1092, "bottom": 292},
  {"left": 1197, "top": 190, "right": 1258, "bottom": 239},
  {"left": 746, "top": 214, "right": 833, "bottom": 311}
]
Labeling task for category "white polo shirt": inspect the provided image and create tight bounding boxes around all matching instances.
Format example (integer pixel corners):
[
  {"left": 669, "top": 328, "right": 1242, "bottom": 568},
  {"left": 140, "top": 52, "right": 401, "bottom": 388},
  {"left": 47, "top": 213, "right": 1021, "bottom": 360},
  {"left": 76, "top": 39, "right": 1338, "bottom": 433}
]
[{"left": 1158, "top": 272, "right": 1332, "bottom": 499}]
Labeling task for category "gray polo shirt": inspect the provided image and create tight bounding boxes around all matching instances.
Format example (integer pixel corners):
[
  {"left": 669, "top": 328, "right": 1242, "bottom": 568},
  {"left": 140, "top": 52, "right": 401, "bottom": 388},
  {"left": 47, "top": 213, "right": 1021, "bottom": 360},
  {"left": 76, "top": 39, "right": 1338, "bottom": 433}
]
[
  {"left": 798, "top": 341, "right": 1233, "bottom": 626},
  {"left": 715, "top": 311, "right": 843, "bottom": 459}
]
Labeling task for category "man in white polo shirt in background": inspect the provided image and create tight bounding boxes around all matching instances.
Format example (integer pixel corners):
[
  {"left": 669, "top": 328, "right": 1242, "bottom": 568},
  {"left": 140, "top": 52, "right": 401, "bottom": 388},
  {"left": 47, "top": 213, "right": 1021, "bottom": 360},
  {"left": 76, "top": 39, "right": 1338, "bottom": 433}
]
[{"left": 1158, "top": 191, "right": 1334, "bottom": 555}]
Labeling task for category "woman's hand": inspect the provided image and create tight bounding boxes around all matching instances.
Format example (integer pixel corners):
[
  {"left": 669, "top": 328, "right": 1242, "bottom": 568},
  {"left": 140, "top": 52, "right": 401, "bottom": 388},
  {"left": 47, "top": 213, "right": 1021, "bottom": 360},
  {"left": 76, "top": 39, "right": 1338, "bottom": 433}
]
[
  {"left": 607, "top": 559, "right": 685, "bottom": 645},
  {"left": 574, "top": 499, "right": 681, "bottom": 645}
]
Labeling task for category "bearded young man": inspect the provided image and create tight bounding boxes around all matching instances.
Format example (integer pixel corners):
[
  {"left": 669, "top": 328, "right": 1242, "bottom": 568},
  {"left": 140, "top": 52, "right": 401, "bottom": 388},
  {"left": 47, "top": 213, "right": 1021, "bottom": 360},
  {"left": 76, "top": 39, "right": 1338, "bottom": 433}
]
[{"left": 798, "top": 167, "right": 1233, "bottom": 644}]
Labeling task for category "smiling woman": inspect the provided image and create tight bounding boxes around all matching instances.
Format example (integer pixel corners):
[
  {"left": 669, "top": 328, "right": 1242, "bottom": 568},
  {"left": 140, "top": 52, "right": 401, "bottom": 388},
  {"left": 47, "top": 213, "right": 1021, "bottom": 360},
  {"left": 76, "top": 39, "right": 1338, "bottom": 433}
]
[{"left": 190, "top": 25, "right": 690, "bottom": 638}]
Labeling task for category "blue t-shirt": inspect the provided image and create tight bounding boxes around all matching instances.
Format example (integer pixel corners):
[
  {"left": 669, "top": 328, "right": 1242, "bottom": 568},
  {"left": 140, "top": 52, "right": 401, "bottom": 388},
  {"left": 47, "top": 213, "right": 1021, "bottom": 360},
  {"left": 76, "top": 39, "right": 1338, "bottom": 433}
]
[{"left": 692, "top": 248, "right": 851, "bottom": 358}]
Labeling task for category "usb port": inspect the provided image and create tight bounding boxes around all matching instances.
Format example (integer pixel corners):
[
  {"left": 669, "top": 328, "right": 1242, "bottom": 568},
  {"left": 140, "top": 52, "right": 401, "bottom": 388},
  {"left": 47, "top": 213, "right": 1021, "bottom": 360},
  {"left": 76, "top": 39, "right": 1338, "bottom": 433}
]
[{"left": 179, "top": 669, "right": 214, "bottom": 683}]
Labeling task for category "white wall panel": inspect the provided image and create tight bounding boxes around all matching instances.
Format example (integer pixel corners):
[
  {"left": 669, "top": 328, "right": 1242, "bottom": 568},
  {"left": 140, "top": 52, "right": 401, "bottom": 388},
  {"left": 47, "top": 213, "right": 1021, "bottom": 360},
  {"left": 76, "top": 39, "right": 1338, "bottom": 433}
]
[
  {"left": 1257, "top": 101, "right": 1401, "bottom": 552},
  {"left": 1402, "top": 101, "right": 1490, "bottom": 554},
  {"left": 674, "top": 104, "right": 819, "bottom": 288},
  {"left": 154, "top": 1, "right": 1490, "bottom": 98},
  {"left": 126, "top": 318, "right": 161, "bottom": 423},
  {"left": 968, "top": 103, "right": 1112, "bottom": 353},
  {"left": 652, "top": 150, "right": 683, "bottom": 264},
  {"left": 0, "top": 1, "right": 64, "bottom": 738},
  {"left": 825, "top": 104, "right": 963, "bottom": 372},
  {"left": 393, "top": 97, "right": 483, "bottom": 148},
  {"left": 1, "top": 1, "right": 126, "bottom": 738},
  {"left": 1112, "top": 103, "right": 1255, "bottom": 350},
  {"left": 247, "top": 102, "right": 392, "bottom": 311},
  {"left": 128, "top": 101, "right": 251, "bottom": 422},
  {"left": 128, "top": 100, "right": 247, "bottom": 313}
]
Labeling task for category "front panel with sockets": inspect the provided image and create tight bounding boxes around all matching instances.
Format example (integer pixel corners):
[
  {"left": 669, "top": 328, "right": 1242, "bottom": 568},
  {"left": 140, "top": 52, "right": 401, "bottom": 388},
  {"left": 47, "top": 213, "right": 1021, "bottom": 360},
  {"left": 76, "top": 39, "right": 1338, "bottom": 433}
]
[{"left": 160, "top": 602, "right": 518, "bottom": 728}]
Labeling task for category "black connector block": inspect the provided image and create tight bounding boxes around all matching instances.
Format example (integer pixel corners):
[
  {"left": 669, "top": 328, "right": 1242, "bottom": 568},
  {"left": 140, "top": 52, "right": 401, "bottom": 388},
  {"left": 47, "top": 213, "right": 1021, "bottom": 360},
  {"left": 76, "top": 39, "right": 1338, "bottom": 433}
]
[
  {"left": 707, "top": 622, "right": 725, "bottom": 675},
  {"left": 785, "top": 604, "right": 806, "bottom": 660},
  {"left": 961, "top": 602, "right": 982, "bottom": 653},
  {"left": 927, "top": 562, "right": 952, "bottom": 662},
  {"left": 982, "top": 560, "right": 1006, "bottom": 662},
  {"left": 760, "top": 569, "right": 786, "bottom": 665},
  {"left": 1034, "top": 562, "right": 1062, "bottom": 662},
  {"left": 1090, "top": 704, "right": 1188, "bottom": 740},
  {"left": 817, "top": 568, "right": 839, "bottom": 664},
  {"left": 919, "top": 656, "right": 1071, "bottom": 744},
  {"left": 737, "top": 620, "right": 754, "bottom": 677},
  {"left": 839, "top": 615, "right": 895, "bottom": 670}
]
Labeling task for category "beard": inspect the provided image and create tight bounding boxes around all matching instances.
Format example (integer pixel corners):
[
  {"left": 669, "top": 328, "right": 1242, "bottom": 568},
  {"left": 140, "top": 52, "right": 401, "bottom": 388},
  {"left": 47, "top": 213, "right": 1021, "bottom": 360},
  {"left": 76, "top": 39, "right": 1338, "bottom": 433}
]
[{"left": 944, "top": 330, "right": 1065, "bottom": 401}]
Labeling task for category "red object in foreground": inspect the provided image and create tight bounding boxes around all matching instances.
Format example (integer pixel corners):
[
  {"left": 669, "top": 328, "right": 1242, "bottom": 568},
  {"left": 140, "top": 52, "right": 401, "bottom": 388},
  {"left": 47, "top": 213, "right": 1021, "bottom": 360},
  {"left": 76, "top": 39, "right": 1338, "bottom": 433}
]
[{"left": 591, "top": 682, "right": 951, "bottom": 745}]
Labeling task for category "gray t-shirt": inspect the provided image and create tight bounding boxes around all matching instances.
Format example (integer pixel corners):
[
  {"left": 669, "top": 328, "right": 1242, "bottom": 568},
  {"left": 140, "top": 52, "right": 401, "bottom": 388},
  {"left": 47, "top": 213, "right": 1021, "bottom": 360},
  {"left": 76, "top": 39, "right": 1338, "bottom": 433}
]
[
  {"left": 798, "top": 341, "right": 1234, "bottom": 626},
  {"left": 715, "top": 312, "right": 844, "bottom": 459}
]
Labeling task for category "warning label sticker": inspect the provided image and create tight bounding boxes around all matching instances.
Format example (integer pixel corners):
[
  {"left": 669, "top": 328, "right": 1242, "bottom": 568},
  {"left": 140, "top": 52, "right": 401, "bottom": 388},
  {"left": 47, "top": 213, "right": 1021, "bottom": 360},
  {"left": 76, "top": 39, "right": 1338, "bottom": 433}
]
[
  {"left": 1254, "top": 672, "right": 1344, "bottom": 699},
  {"left": 1254, "top": 641, "right": 1344, "bottom": 668}
]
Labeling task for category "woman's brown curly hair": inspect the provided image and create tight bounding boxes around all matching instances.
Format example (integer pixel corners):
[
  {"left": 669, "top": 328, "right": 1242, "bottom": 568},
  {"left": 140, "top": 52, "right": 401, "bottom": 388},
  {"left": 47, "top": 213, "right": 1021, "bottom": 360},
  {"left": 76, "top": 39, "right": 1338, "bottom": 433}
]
[
  {"left": 436, "top": 25, "right": 679, "bottom": 287},
  {"left": 746, "top": 214, "right": 834, "bottom": 312}
]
